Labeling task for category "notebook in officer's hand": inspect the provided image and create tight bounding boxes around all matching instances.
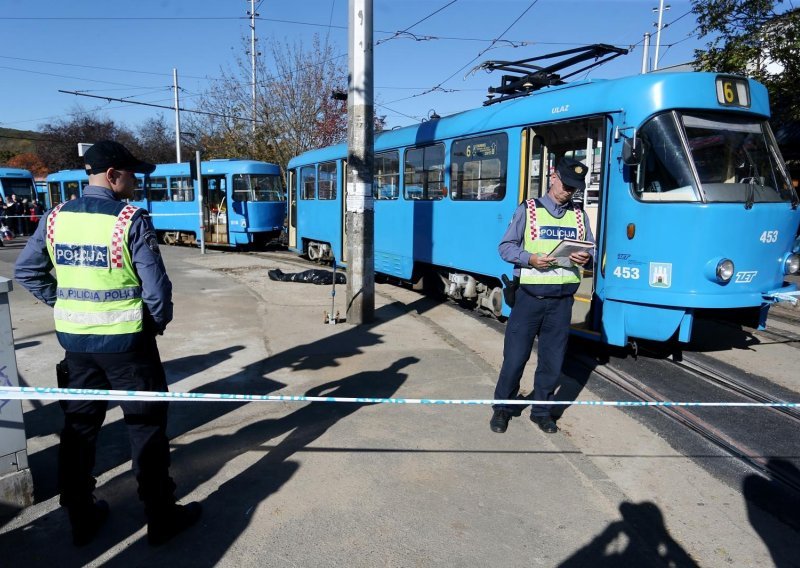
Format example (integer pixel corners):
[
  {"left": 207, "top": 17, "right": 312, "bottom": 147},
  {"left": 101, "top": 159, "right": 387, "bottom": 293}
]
[{"left": 548, "top": 239, "right": 594, "bottom": 265}]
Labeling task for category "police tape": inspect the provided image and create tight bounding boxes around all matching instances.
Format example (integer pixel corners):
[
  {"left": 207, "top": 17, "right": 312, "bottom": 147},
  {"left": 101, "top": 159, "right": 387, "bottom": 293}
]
[{"left": 1, "top": 386, "right": 798, "bottom": 407}]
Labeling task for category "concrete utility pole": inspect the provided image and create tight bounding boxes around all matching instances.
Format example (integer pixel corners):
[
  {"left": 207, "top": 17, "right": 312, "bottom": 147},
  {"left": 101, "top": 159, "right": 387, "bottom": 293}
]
[
  {"left": 249, "top": 0, "right": 258, "bottom": 135},
  {"left": 641, "top": 33, "right": 651, "bottom": 74},
  {"left": 653, "top": 0, "right": 670, "bottom": 71},
  {"left": 173, "top": 68, "right": 182, "bottom": 162},
  {"left": 345, "top": 0, "right": 375, "bottom": 325}
]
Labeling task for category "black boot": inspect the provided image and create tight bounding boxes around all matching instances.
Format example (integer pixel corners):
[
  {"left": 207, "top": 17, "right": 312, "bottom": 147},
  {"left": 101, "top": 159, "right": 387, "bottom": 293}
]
[
  {"left": 147, "top": 502, "right": 203, "bottom": 546},
  {"left": 67, "top": 499, "right": 109, "bottom": 546}
]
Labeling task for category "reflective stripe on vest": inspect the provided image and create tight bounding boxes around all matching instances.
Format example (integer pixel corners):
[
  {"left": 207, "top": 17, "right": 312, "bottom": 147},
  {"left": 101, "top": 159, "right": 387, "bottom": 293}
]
[
  {"left": 520, "top": 199, "right": 584, "bottom": 285},
  {"left": 54, "top": 307, "right": 143, "bottom": 325}
]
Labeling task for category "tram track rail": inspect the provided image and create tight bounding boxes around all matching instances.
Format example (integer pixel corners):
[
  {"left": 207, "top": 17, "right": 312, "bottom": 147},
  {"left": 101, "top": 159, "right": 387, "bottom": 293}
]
[{"left": 584, "top": 354, "right": 800, "bottom": 495}]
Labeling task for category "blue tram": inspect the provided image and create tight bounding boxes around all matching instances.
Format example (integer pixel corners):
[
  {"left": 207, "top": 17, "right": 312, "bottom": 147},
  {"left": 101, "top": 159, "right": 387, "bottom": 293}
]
[
  {"left": 0, "top": 167, "right": 37, "bottom": 203},
  {"left": 287, "top": 69, "right": 800, "bottom": 347},
  {"left": 46, "top": 159, "right": 285, "bottom": 248}
]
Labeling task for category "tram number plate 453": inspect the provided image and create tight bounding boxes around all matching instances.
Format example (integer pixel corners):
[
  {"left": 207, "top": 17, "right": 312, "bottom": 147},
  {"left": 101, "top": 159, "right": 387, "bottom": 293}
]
[
  {"left": 613, "top": 266, "right": 640, "bottom": 279},
  {"left": 759, "top": 230, "right": 779, "bottom": 243}
]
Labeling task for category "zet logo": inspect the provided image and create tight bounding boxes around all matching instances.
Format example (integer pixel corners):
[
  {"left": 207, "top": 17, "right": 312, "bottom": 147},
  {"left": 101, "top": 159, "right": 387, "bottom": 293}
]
[{"left": 734, "top": 271, "right": 757, "bottom": 283}]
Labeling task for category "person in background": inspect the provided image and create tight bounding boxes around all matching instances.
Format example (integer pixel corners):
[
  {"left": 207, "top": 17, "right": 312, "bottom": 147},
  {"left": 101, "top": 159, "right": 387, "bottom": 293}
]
[
  {"left": 14, "top": 140, "right": 201, "bottom": 547},
  {"left": 490, "top": 157, "right": 595, "bottom": 435}
]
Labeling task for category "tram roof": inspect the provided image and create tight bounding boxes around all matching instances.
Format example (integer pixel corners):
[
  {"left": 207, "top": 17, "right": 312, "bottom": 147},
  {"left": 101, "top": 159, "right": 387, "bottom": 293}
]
[{"left": 289, "top": 71, "right": 770, "bottom": 167}]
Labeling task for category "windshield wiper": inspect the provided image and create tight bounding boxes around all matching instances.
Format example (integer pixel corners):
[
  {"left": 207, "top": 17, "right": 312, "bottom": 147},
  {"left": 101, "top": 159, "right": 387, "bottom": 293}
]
[{"left": 744, "top": 179, "right": 756, "bottom": 210}]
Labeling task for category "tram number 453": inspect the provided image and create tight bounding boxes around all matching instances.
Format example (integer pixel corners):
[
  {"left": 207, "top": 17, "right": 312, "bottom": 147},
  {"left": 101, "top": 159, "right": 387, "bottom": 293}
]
[
  {"left": 613, "top": 266, "right": 640, "bottom": 279},
  {"left": 759, "top": 230, "right": 779, "bottom": 243}
]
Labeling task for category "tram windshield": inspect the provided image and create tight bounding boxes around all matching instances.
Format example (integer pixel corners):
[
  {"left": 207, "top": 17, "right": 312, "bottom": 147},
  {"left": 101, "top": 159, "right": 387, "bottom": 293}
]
[
  {"left": 232, "top": 174, "right": 284, "bottom": 202},
  {"left": 635, "top": 111, "right": 795, "bottom": 204}
]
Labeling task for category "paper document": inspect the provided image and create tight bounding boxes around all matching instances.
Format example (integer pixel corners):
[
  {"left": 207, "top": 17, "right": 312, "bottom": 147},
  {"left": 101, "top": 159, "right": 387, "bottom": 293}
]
[{"left": 547, "top": 239, "right": 594, "bottom": 265}]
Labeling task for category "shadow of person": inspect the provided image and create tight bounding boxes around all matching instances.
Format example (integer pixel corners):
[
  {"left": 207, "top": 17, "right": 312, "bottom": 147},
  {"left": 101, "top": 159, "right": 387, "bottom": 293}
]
[
  {"left": 559, "top": 501, "right": 698, "bottom": 567},
  {"left": 743, "top": 459, "right": 800, "bottom": 567},
  {"left": 21, "top": 345, "right": 276, "bottom": 506},
  {"left": 96, "top": 357, "right": 416, "bottom": 567}
]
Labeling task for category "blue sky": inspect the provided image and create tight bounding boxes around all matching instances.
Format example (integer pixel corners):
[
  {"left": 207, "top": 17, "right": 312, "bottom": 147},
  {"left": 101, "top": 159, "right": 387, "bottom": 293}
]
[{"left": 0, "top": 0, "right": 705, "bottom": 133}]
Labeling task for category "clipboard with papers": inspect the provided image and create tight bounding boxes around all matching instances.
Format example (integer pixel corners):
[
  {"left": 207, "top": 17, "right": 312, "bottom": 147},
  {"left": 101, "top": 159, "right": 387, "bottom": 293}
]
[{"left": 547, "top": 238, "right": 594, "bottom": 262}]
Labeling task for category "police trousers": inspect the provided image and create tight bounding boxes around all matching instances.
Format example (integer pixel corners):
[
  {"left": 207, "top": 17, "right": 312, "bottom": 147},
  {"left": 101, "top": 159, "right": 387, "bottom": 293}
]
[
  {"left": 493, "top": 291, "right": 573, "bottom": 417},
  {"left": 59, "top": 336, "right": 176, "bottom": 511}
]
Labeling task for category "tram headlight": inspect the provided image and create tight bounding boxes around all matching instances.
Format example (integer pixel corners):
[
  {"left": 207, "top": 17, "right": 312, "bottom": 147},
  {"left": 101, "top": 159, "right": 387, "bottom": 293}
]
[
  {"left": 716, "top": 259, "right": 734, "bottom": 282},
  {"left": 784, "top": 253, "right": 800, "bottom": 275}
]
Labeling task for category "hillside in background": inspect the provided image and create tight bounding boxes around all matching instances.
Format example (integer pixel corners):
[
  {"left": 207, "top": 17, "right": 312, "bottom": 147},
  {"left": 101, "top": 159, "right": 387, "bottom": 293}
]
[{"left": 0, "top": 127, "right": 41, "bottom": 163}]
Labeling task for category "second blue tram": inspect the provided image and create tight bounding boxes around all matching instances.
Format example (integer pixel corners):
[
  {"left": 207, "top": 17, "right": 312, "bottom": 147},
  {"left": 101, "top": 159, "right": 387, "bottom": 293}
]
[
  {"left": 287, "top": 71, "right": 800, "bottom": 347},
  {"left": 0, "top": 167, "right": 37, "bottom": 203},
  {"left": 46, "top": 159, "right": 285, "bottom": 248}
]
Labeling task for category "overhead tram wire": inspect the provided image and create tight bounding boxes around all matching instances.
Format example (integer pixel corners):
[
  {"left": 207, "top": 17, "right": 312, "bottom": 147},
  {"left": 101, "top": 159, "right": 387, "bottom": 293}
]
[
  {"left": 376, "top": 0, "right": 460, "bottom": 46},
  {"left": 58, "top": 89, "right": 268, "bottom": 125},
  {"left": 395, "top": 0, "right": 540, "bottom": 105}
]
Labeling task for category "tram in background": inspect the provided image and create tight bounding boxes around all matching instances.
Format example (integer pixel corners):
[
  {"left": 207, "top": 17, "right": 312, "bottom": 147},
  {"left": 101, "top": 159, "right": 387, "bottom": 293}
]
[
  {"left": 0, "top": 167, "right": 37, "bottom": 203},
  {"left": 46, "top": 158, "right": 285, "bottom": 248},
  {"left": 287, "top": 45, "right": 800, "bottom": 347}
]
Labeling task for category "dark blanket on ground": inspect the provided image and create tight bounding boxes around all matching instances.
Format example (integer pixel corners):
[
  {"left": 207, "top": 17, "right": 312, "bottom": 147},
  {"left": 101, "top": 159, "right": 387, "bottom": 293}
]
[{"left": 267, "top": 268, "right": 346, "bottom": 285}]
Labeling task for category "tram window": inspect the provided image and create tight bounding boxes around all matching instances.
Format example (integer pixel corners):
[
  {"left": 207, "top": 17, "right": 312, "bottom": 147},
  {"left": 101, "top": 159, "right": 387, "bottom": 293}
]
[
  {"left": 318, "top": 162, "right": 337, "bottom": 200},
  {"left": 65, "top": 181, "right": 80, "bottom": 200},
  {"left": 404, "top": 144, "right": 445, "bottom": 200},
  {"left": 133, "top": 177, "right": 145, "bottom": 201},
  {"left": 681, "top": 113, "right": 794, "bottom": 203},
  {"left": 300, "top": 166, "right": 316, "bottom": 200},
  {"left": 233, "top": 174, "right": 283, "bottom": 202},
  {"left": 170, "top": 176, "right": 194, "bottom": 201},
  {"left": 149, "top": 177, "right": 168, "bottom": 201},
  {"left": 635, "top": 113, "right": 700, "bottom": 202},
  {"left": 451, "top": 133, "right": 507, "bottom": 201},
  {"left": 374, "top": 151, "right": 399, "bottom": 200}
]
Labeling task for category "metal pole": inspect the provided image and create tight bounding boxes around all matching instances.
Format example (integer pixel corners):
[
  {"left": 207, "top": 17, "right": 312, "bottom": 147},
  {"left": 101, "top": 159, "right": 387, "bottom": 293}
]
[
  {"left": 345, "top": 0, "right": 374, "bottom": 325},
  {"left": 250, "top": 0, "right": 257, "bottom": 135},
  {"left": 654, "top": 0, "right": 666, "bottom": 71},
  {"left": 173, "top": 68, "right": 182, "bottom": 162},
  {"left": 641, "top": 33, "right": 651, "bottom": 74},
  {"left": 196, "top": 151, "right": 205, "bottom": 255}
]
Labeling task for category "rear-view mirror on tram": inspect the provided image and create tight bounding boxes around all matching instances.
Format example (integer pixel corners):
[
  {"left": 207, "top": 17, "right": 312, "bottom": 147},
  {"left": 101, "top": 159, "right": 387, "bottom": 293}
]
[{"left": 622, "top": 136, "right": 644, "bottom": 166}]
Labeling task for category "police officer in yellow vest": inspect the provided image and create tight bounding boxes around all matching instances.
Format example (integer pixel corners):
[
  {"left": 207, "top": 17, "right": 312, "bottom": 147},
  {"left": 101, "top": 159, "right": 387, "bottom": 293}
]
[
  {"left": 490, "top": 157, "right": 594, "bottom": 435},
  {"left": 15, "top": 141, "right": 201, "bottom": 546}
]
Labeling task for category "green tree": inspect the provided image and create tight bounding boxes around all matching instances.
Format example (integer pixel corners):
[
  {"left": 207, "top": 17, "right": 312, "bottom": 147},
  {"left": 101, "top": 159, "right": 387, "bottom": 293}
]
[{"left": 692, "top": 1, "right": 800, "bottom": 127}]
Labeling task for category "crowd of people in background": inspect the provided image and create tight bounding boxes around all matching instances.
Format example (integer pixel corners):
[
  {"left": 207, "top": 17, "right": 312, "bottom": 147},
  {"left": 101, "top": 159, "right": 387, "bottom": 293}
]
[{"left": 0, "top": 194, "right": 45, "bottom": 243}]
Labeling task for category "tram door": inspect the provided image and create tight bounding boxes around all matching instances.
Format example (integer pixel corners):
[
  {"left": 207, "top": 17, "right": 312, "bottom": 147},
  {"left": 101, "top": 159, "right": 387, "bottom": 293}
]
[
  {"left": 287, "top": 170, "right": 296, "bottom": 248},
  {"left": 523, "top": 117, "right": 607, "bottom": 332},
  {"left": 203, "top": 175, "right": 228, "bottom": 245}
]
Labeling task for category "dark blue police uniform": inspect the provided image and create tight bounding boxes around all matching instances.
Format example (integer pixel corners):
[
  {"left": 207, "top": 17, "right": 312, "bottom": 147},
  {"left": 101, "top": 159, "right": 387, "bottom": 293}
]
[{"left": 491, "top": 157, "right": 594, "bottom": 434}]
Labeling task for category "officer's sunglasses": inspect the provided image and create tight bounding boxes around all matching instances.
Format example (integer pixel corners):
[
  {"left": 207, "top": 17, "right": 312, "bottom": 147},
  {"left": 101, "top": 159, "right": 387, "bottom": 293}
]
[{"left": 552, "top": 172, "right": 578, "bottom": 192}]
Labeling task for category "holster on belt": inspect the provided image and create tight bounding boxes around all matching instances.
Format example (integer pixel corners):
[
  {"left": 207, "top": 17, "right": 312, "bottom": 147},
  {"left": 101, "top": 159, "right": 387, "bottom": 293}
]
[{"left": 501, "top": 274, "right": 519, "bottom": 308}]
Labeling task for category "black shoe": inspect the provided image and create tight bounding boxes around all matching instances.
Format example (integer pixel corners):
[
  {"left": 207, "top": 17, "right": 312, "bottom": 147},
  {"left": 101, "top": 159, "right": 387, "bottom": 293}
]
[
  {"left": 68, "top": 499, "right": 109, "bottom": 546},
  {"left": 267, "top": 269, "right": 283, "bottom": 281},
  {"left": 531, "top": 415, "right": 558, "bottom": 434},
  {"left": 148, "top": 502, "right": 202, "bottom": 546},
  {"left": 490, "top": 409, "right": 512, "bottom": 433}
]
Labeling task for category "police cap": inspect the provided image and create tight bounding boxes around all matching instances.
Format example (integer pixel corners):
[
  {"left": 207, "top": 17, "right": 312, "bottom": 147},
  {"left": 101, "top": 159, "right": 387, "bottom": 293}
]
[
  {"left": 556, "top": 157, "right": 588, "bottom": 191},
  {"left": 84, "top": 140, "right": 156, "bottom": 175}
]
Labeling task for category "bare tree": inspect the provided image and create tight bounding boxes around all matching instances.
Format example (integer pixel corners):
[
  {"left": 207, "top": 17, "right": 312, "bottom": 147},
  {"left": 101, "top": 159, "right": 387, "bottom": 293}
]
[
  {"left": 188, "top": 34, "right": 349, "bottom": 173},
  {"left": 136, "top": 116, "right": 198, "bottom": 165},
  {"left": 37, "top": 106, "right": 137, "bottom": 172}
]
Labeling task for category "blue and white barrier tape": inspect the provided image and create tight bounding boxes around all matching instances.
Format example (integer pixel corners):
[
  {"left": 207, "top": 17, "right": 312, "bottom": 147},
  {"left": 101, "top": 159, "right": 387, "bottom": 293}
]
[{"left": 1, "top": 386, "right": 798, "bottom": 408}]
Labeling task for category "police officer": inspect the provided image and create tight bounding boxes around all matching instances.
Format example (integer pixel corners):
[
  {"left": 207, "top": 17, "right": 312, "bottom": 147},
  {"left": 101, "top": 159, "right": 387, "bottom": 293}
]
[
  {"left": 14, "top": 140, "right": 201, "bottom": 546},
  {"left": 490, "top": 157, "right": 594, "bottom": 434}
]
